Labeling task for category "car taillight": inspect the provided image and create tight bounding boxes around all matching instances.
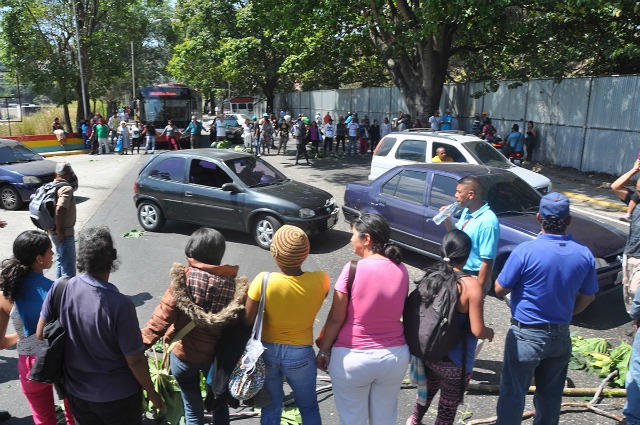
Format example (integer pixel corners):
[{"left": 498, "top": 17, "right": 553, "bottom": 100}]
[
  {"left": 133, "top": 180, "right": 139, "bottom": 194},
  {"left": 373, "top": 138, "right": 383, "bottom": 155}
]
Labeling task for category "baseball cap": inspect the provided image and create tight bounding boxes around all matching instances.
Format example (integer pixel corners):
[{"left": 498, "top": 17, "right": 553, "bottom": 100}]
[{"left": 539, "top": 192, "right": 570, "bottom": 219}]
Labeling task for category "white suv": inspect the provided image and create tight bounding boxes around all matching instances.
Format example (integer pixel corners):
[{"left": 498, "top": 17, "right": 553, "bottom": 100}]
[{"left": 369, "top": 130, "right": 552, "bottom": 193}]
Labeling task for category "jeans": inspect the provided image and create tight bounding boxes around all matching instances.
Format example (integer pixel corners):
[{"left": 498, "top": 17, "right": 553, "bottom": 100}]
[
  {"left": 329, "top": 345, "right": 410, "bottom": 425},
  {"left": 496, "top": 324, "right": 571, "bottom": 425},
  {"left": 98, "top": 138, "right": 109, "bottom": 154},
  {"left": 347, "top": 136, "right": 357, "bottom": 156},
  {"left": 170, "top": 353, "right": 229, "bottom": 425},
  {"left": 18, "top": 355, "right": 75, "bottom": 425},
  {"left": 625, "top": 326, "right": 640, "bottom": 424},
  {"left": 261, "top": 343, "right": 320, "bottom": 425},
  {"left": 144, "top": 136, "right": 156, "bottom": 153},
  {"left": 51, "top": 234, "right": 76, "bottom": 279}
]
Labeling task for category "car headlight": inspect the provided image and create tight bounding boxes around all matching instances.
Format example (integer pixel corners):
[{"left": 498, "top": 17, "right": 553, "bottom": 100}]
[
  {"left": 299, "top": 208, "right": 316, "bottom": 218},
  {"left": 547, "top": 182, "right": 553, "bottom": 193},
  {"left": 22, "top": 176, "right": 43, "bottom": 184}
]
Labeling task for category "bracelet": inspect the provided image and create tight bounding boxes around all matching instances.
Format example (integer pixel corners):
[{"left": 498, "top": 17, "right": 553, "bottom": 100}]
[{"left": 318, "top": 351, "right": 331, "bottom": 357}]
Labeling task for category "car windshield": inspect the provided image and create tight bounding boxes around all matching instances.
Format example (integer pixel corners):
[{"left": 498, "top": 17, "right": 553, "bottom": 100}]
[
  {"left": 226, "top": 156, "right": 288, "bottom": 187},
  {"left": 224, "top": 118, "right": 238, "bottom": 126},
  {"left": 481, "top": 173, "right": 541, "bottom": 215},
  {"left": 464, "top": 141, "right": 512, "bottom": 168},
  {"left": 0, "top": 142, "right": 43, "bottom": 164}
]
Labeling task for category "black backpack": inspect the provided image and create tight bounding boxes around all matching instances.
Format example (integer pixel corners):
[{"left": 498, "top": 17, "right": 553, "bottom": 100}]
[
  {"left": 29, "top": 182, "right": 70, "bottom": 231},
  {"left": 29, "top": 277, "right": 70, "bottom": 385},
  {"left": 403, "top": 273, "right": 466, "bottom": 362}
]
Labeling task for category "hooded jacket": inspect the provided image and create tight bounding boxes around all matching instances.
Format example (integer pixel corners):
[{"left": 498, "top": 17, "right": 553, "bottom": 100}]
[{"left": 142, "top": 262, "right": 249, "bottom": 364}]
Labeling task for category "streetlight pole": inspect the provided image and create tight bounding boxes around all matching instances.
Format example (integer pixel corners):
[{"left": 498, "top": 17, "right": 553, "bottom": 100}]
[
  {"left": 71, "top": 0, "right": 88, "bottom": 118},
  {"left": 131, "top": 41, "right": 136, "bottom": 104}
]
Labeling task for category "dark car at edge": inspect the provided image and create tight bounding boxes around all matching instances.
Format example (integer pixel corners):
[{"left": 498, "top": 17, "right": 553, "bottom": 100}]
[
  {"left": 133, "top": 149, "right": 339, "bottom": 249},
  {"left": 342, "top": 163, "right": 625, "bottom": 295},
  {"left": 0, "top": 139, "right": 78, "bottom": 210}
]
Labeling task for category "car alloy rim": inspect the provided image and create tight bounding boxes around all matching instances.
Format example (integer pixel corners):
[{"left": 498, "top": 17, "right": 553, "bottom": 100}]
[
  {"left": 1, "top": 188, "right": 16, "bottom": 209},
  {"left": 256, "top": 219, "right": 274, "bottom": 245},
  {"left": 140, "top": 205, "right": 157, "bottom": 226}
]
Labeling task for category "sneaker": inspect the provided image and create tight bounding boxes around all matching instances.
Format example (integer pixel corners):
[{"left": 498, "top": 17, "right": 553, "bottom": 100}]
[{"left": 621, "top": 215, "right": 632, "bottom": 223}]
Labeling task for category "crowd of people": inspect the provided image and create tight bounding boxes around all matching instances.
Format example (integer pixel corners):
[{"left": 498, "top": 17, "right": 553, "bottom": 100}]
[{"left": 7, "top": 160, "right": 636, "bottom": 424}]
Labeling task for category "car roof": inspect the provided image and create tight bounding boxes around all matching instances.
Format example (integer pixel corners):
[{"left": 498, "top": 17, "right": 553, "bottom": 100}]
[
  {"left": 153, "top": 149, "right": 251, "bottom": 161},
  {"left": 386, "top": 130, "right": 483, "bottom": 145},
  {"left": 0, "top": 139, "right": 20, "bottom": 146},
  {"left": 394, "top": 162, "right": 515, "bottom": 178}
]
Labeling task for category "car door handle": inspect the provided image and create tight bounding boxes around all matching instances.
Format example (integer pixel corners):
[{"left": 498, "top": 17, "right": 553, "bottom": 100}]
[
  {"left": 371, "top": 201, "right": 386, "bottom": 207},
  {"left": 185, "top": 191, "right": 193, "bottom": 197}
]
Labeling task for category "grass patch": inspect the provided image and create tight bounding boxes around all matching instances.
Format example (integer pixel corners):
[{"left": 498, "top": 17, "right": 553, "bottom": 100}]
[{"left": 0, "top": 100, "right": 108, "bottom": 136}]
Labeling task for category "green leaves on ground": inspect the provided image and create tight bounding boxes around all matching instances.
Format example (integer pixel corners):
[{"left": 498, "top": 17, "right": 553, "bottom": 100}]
[
  {"left": 570, "top": 335, "right": 632, "bottom": 388},
  {"left": 122, "top": 229, "right": 146, "bottom": 238}
]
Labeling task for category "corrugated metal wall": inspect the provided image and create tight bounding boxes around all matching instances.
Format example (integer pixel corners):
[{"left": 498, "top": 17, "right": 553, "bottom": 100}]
[{"left": 272, "top": 75, "right": 640, "bottom": 175}]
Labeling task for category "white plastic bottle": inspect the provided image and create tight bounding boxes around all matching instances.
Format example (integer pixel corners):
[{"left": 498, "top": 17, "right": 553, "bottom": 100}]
[{"left": 432, "top": 201, "right": 458, "bottom": 225}]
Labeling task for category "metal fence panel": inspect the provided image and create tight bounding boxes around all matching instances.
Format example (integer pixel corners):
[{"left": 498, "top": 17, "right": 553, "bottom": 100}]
[
  {"left": 537, "top": 124, "right": 584, "bottom": 170},
  {"left": 369, "top": 87, "right": 391, "bottom": 118},
  {"left": 583, "top": 129, "right": 637, "bottom": 175},
  {"left": 589, "top": 76, "right": 640, "bottom": 131}
]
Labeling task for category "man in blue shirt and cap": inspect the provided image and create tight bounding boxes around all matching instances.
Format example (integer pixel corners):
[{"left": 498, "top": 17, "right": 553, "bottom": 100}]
[{"left": 494, "top": 192, "right": 598, "bottom": 425}]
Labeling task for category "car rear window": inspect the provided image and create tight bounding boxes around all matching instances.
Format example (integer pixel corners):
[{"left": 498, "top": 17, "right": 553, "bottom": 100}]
[
  {"left": 374, "top": 137, "right": 396, "bottom": 157},
  {"left": 149, "top": 157, "right": 186, "bottom": 182},
  {"left": 395, "top": 139, "right": 426, "bottom": 162},
  {"left": 381, "top": 169, "right": 427, "bottom": 204}
]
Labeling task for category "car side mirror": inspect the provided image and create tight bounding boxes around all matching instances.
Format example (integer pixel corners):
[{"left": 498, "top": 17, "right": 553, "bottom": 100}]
[{"left": 222, "top": 183, "right": 244, "bottom": 193}]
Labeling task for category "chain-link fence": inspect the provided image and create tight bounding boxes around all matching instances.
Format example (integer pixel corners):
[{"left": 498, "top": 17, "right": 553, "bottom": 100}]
[{"left": 271, "top": 75, "right": 640, "bottom": 175}]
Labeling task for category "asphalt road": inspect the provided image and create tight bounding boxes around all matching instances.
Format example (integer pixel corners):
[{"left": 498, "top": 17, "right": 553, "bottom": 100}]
[{"left": 0, "top": 150, "right": 633, "bottom": 424}]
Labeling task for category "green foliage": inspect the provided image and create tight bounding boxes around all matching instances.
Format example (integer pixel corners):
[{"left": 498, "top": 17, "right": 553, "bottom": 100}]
[
  {"left": 210, "top": 140, "right": 229, "bottom": 149},
  {"left": 122, "top": 229, "right": 146, "bottom": 238},
  {"left": 570, "top": 335, "right": 632, "bottom": 388}
]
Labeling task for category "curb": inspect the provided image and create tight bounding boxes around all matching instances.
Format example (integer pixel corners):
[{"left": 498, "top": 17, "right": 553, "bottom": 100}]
[{"left": 41, "top": 149, "right": 90, "bottom": 157}]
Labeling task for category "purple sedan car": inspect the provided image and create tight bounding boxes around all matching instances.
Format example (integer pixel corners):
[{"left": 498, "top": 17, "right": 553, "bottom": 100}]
[{"left": 342, "top": 163, "right": 625, "bottom": 295}]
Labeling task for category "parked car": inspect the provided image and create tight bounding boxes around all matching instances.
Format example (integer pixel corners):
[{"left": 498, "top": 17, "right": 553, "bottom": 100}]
[
  {"left": 202, "top": 117, "right": 243, "bottom": 143},
  {"left": 133, "top": 149, "right": 339, "bottom": 249},
  {"left": 0, "top": 139, "right": 78, "bottom": 210},
  {"left": 369, "top": 130, "right": 552, "bottom": 194},
  {"left": 343, "top": 163, "right": 625, "bottom": 294}
]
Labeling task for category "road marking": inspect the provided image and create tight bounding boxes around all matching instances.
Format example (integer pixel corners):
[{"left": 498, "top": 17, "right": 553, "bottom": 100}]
[{"left": 561, "top": 191, "right": 626, "bottom": 212}]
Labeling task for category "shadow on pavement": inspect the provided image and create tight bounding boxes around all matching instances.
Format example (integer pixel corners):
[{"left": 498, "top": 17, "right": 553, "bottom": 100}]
[
  {"left": 469, "top": 359, "right": 503, "bottom": 386},
  {"left": 128, "top": 292, "right": 153, "bottom": 307},
  {"left": 572, "top": 287, "right": 631, "bottom": 331}
]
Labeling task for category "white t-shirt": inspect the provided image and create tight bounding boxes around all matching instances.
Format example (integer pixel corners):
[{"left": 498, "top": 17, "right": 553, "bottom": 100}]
[
  {"left": 215, "top": 119, "right": 227, "bottom": 137},
  {"left": 324, "top": 123, "right": 335, "bottom": 138},
  {"left": 348, "top": 122, "right": 360, "bottom": 137}
]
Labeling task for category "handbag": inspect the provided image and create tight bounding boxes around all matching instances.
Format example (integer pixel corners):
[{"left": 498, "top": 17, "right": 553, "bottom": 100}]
[
  {"left": 228, "top": 272, "right": 270, "bottom": 401},
  {"left": 29, "top": 277, "right": 70, "bottom": 384},
  {"left": 315, "top": 261, "right": 357, "bottom": 348}
]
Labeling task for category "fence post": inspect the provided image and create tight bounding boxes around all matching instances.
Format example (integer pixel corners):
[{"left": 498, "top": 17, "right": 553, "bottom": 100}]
[{"left": 579, "top": 77, "right": 594, "bottom": 172}]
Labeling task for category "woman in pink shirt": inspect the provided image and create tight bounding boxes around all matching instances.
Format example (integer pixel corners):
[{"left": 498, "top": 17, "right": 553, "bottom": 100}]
[{"left": 316, "top": 213, "right": 410, "bottom": 425}]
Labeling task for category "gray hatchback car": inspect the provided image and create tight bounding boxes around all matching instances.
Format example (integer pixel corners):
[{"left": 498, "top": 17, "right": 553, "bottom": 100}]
[{"left": 133, "top": 149, "right": 339, "bottom": 248}]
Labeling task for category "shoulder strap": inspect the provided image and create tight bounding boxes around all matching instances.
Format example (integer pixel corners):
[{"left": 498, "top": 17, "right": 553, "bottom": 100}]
[
  {"left": 52, "top": 277, "right": 70, "bottom": 321},
  {"left": 347, "top": 260, "right": 357, "bottom": 299},
  {"left": 252, "top": 272, "right": 270, "bottom": 341},
  {"left": 168, "top": 321, "right": 196, "bottom": 352}
]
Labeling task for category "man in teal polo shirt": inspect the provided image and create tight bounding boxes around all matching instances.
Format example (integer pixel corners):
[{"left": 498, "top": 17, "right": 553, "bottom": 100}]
[{"left": 444, "top": 175, "right": 499, "bottom": 294}]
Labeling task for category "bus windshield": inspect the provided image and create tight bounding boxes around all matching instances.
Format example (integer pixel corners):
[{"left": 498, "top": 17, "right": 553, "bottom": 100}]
[{"left": 138, "top": 85, "right": 201, "bottom": 129}]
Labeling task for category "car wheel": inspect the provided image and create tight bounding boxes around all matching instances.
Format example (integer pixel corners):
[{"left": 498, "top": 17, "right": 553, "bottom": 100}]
[
  {"left": 0, "top": 185, "right": 22, "bottom": 210},
  {"left": 253, "top": 215, "right": 281, "bottom": 249},
  {"left": 137, "top": 201, "right": 166, "bottom": 231}
]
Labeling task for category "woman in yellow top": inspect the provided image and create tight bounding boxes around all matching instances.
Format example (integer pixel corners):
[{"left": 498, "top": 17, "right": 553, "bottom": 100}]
[{"left": 245, "top": 225, "right": 329, "bottom": 425}]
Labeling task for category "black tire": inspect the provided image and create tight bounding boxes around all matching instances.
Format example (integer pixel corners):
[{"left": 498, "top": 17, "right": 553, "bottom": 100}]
[
  {"left": 0, "top": 185, "right": 22, "bottom": 210},
  {"left": 253, "top": 215, "right": 281, "bottom": 249},
  {"left": 137, "top": 201, "right": 166, "bottom": 231}
]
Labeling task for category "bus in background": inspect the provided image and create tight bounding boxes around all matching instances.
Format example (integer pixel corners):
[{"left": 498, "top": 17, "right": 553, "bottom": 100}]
[{"left": 138, "top": 84, "right": 202, "bottom": 130}]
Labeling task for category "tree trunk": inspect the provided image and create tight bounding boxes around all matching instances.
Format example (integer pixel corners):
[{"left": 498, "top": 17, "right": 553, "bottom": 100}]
[{"left": 63, "top": 104, "right": 72, "bottom": 133}]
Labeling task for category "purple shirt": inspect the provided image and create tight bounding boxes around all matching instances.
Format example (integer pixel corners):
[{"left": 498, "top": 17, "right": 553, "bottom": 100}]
[{"left": 41, "top": 274, "right": 144, "bottom": 402}]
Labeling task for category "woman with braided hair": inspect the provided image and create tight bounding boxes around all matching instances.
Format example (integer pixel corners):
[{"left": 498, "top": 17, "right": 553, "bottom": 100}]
[{"left": 316, "top": 213, "right": 410, "bottom": 425}]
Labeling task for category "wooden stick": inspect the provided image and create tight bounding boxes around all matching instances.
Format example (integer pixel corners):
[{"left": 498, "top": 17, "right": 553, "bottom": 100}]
[{"left": 465, "top": 383, "right": 626, "bottom": 397}]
